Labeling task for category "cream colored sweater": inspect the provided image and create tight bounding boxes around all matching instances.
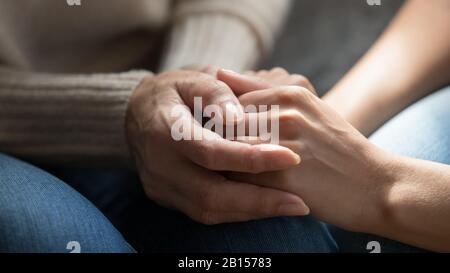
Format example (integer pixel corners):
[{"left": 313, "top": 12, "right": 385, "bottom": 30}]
[{"left": 0, "top": 0, "right": 290, "bottom": 166}]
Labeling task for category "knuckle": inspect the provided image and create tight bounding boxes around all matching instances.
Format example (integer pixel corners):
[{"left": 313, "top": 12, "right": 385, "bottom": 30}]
[
  {"left": 279, "top": 109, "right": 305, "bottom": 126},
  {"left": 211, "top": 79, "right": 229, "bottom": 91},
  {"left": 185, "top": 72, "right": 215, "bottom": 88},
  {"left": 296, "top": 87, "right": 314, "bottom": 102},
  {"left": 204, "top": 80, "right": 231, "bottom": 103},
  {"left": 194, "top": 70, "right": 214, "bottom": 80},
  {"left": 201, "top": 65, "right": 218, "bottom": 75},
  {"left": 291, "top": 75, "right": 317, "bottom": 96},
  {"left": 277, "top": 86, "right": 304, "bottom": 104},
  {"left": 297, "top": 85, "right": 308, "bottom": 94},
  {"left": 271, "top": 67, "right": 288, "bottom": 75},
  {"left": 256, "top": 70, "right": 269, "bottom": 76},
  {"left": 291, "top": 74, "right": 310, "bottom": 86},
  {"left": 155, "top": 70, "right": 174, "bottom": 80}
]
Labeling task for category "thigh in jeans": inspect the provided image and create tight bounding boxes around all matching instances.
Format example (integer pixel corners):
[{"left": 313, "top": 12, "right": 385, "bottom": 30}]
[
  {"left": 124, "top": 202, "right": 338, "bottom": 253},
  {"left": 54, "top": 169, "right": 338, "bottom": 253},
  {"left": 0, "top": 154, "right": 134, "bottom": 253},
  {"left": 329, "top": 86, "right": 450, "bottom": 253}
]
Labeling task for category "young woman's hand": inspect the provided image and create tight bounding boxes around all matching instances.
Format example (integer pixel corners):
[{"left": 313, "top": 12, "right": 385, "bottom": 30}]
[
  {"left": 218, "top": 67, "right": 316, "bottom": 96},
  {"left": 221, "top": 69, "right": 450, "bottom": 251},
  {"left": 220, "top": 71, "right": 394, "bottom": 233}
]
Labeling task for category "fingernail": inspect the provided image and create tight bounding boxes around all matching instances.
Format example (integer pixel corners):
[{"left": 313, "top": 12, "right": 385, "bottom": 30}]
[
  {"left": 257, "top": 144, "right": 284, "bottom": 152},
  {"left": 293, "top": 153, "right": 301, "bottom": 165},
  {"left": 278, "top": 202, "right": 310, "bottom": 216},
  {"left": 257, "top": 144, "right": 301, "bottom": 164}
]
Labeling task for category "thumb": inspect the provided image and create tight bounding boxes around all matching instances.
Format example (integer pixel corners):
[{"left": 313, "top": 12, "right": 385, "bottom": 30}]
[{"left": 217, "top": 69, "right": 273, "bottom": 96}]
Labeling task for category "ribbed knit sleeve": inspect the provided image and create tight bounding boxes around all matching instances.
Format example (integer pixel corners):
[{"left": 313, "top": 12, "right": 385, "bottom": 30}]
[
  {"left": 161, "top": 0, "right": 291, "bottom": 72},
  {"left": 0, "top": 67, "right": 152, "bottom": 167}
]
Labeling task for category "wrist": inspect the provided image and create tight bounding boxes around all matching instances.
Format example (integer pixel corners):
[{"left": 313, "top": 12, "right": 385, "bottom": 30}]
[
  {"left": 126, "top": 74, "right": 155, "bottom": 129},
  {"left": 360, "top": 146, "right": 404, "bottom": 235},
  {"left": 125, "top": 74, "right": 155, "bottom": 165},
  {"left": 355, "top": 145, "right": 400, "bottom": 234}
]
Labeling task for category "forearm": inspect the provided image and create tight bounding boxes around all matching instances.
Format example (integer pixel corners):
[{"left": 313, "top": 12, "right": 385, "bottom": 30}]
[
  {"left": 369, "top": 154, "right": 450, "bottom": 252},
  {"left": 0, "top": 66, "right": 151, "bottom": 167},
  {"left": 323, "top": 0, "right": 450, "bottom": 136}
]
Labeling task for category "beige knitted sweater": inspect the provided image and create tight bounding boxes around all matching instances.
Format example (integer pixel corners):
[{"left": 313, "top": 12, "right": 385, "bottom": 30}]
[{"left": 0, "top": 0, "right": 290, "bottom": 166}]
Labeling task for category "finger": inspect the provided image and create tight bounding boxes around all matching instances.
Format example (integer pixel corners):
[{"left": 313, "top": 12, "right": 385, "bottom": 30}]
[
  {"left": 162, "top": 162, "right": 309, "bottom": 224},
  {"left": 233, "top": 109, "right": 316, "bottom": 161},
  {"left": 266, "top": 67, "right": 289, "bottom": 83},
  {"left": 217, "top": 69, "right": 273, "bottom": 96},
  {"left": 290, "top": 74, "right": 317, "bottom": 95},
  {"left": 267, "top": 68, "right": 316, "bottom": 94},
  {"left": 234, "top": 135, "right": 271, "bottom": 144},
  {"left": 256, "top": 70, "right": 270, "bottom": 77},
  {"left": 170, "top": 107, "right": 301, "bottom": 173},
  {"left": 140, "top": 156, "right": 207, "bottom": 214},
  {"left": 179, "top": 136, "right": 301, "bottom": 173},
  {"left": 181, "top": 65, "right": 220, "bottom": 76},
  {"left": 269, "top": 67, "right": 289, "bottom": 75},
  {"left": 177, "top": 71, "right": 244, "bottom": 124},
  {"left": 235, "top": 111, "right": 303, "bottom": 140},
  {"left": 235, "top": 138, "right": 307, "bottom": 159},
  {"left": 243, "top": 70, "right": 257, "bottom": 76},
  {"left": 218, "top": 69, "right": 316, "bottom": 97},
  {"left": 227, "top": 171, "right": 285, "bottom": 189},
  {"left": 193, "top": 178, "right": 310, "bottom": 224},
  {"left": 239, "top": 86, "right": 315, "bottom": 110}
]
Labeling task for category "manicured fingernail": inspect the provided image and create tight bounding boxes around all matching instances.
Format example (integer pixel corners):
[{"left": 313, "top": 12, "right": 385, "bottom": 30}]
[
  {"left": 293, "top": 153, "right": 301, "bottom": 165},
  {"left": 257, "top": 144, "right": 284, "bottom": 152},
  {"left": 278, "top": 202, "right": 310, "bottom": 216},
  {"left": 257, "top": 144, "right": 300, "bottom": 164}
]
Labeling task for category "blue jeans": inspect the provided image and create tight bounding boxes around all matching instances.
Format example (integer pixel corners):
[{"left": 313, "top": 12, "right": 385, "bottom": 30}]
[{"left": 1, "top": 86, "right": 449, "bottom": 253}]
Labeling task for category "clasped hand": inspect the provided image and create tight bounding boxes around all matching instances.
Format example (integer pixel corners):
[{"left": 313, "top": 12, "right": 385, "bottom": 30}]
[{"left": 126, "top": 67, "right": 392, "bottom": 231}]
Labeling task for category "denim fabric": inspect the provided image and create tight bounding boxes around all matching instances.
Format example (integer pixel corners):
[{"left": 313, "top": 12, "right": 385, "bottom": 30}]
[{"left": 0, "top": 153, "right": 134, "bottom": 253}]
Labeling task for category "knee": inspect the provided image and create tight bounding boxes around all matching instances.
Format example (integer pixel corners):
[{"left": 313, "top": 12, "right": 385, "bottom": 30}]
[
  {"left": 0, "top": 154, "right": 133, "bottom": 253},
  {"left": 369, "top": 86, "right": 450, "bottom": 164}
]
